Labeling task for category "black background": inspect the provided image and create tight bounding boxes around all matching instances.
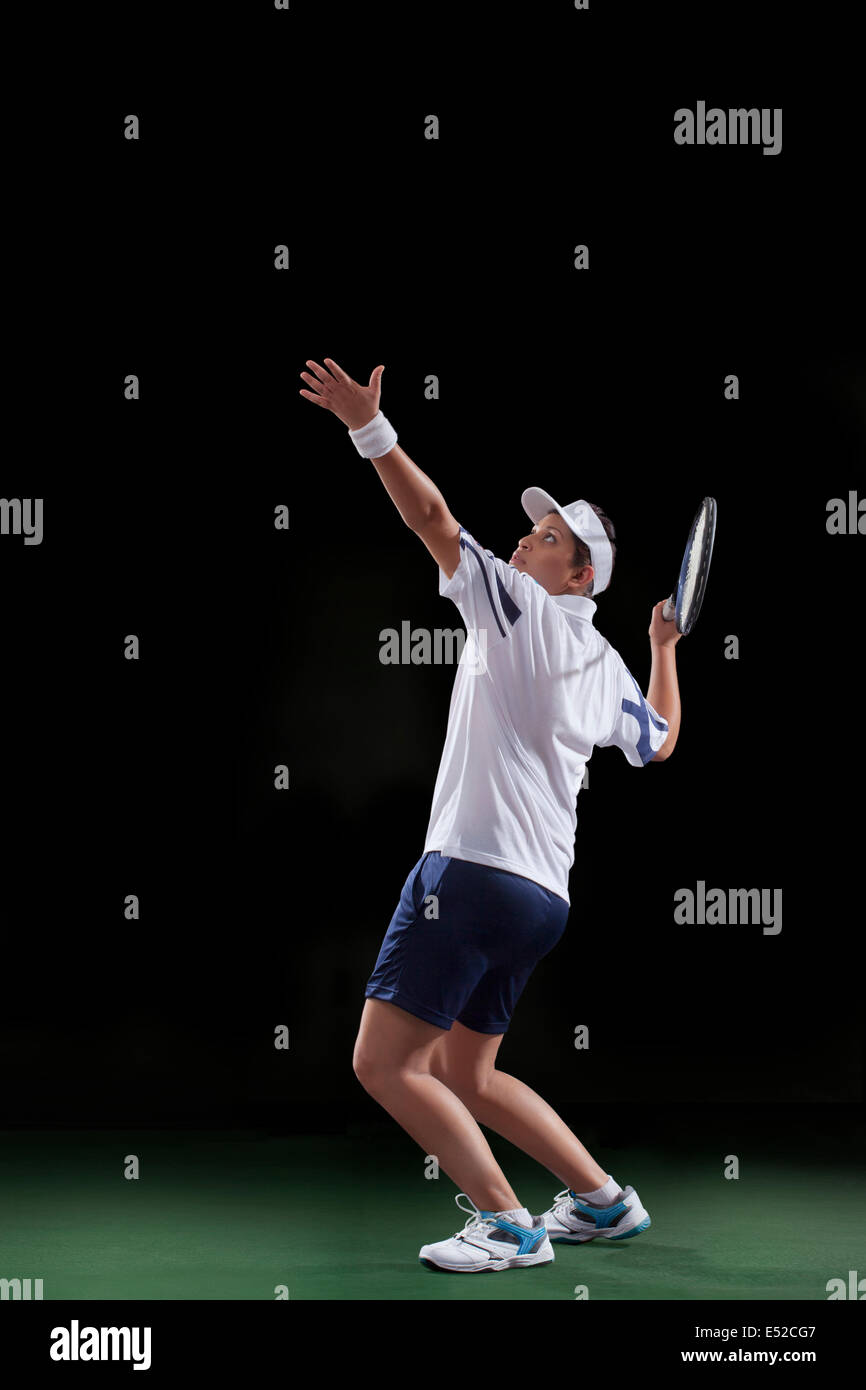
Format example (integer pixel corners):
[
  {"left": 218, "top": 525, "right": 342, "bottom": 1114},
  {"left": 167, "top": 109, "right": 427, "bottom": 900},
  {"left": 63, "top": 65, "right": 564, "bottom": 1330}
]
[{"left": 2, "top": 2, "right": 863, "bottom": 1132}]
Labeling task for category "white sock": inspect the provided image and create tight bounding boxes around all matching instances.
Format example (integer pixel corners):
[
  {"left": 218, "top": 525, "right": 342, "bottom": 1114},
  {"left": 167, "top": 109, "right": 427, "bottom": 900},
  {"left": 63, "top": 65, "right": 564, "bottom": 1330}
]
[
  {"left": 573, "top": 1175, "right": 620, "bottom": 1205},
  {"left": 496, "top": 1205, "right": 534, "bottom": 1227}
]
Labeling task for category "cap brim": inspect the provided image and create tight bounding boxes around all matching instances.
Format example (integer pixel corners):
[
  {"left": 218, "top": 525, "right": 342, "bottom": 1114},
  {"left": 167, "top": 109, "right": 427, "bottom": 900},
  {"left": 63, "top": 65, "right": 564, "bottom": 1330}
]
[{"left": 521, "top": 487, "right": 566, "bottom": 527}]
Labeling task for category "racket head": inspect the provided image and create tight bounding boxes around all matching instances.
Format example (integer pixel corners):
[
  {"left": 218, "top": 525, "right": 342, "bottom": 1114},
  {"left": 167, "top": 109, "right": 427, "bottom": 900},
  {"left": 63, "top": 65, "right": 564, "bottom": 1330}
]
[{"left": 674, "top": 497, "right": 717, "bottom": 635}]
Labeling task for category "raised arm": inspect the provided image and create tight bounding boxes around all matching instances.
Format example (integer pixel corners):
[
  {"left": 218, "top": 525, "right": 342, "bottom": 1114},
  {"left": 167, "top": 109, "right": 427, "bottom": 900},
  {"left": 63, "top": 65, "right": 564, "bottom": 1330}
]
[
  {"left": 646, "top": 602, "right": 683, "bottom": 760},
  {"left": 369, "top": 446, "right": 462, "bottom": 576},
  {"left": 299, "top": 356, "right": 461, "bottom": 574}
]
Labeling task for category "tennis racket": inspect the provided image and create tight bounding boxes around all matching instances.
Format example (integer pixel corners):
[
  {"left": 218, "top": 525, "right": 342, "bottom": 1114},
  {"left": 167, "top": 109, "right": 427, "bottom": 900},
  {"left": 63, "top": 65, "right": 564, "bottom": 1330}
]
[{"left": 661, "top": 497, "right": 717, "bottom": 635}]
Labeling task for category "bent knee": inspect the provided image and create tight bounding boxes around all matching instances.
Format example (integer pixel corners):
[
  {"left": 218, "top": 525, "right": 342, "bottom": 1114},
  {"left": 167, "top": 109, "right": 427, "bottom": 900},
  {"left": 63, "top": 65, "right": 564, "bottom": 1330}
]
[
  {"left": 352, "top": 1046, "right": 375, "bottom": 1086},
  {"left": 353, "top": 1046, "right": 397, "bottom": 1090},
  {"left": 433, "top": 1062, "right": 494, "bottom": 1099}
]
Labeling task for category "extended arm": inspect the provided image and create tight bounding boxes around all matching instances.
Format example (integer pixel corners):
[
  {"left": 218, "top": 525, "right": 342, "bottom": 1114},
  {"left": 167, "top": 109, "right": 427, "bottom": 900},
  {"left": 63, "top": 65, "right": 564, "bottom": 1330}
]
[
  {"left": 366, "top": 443, "right": 461, "bottom": 576},
  {"left": 298, "top": 357, "right": 461, "bottom": 574},
  {"left": 646, "top": 619, "right": 682, "bottom": 760}
]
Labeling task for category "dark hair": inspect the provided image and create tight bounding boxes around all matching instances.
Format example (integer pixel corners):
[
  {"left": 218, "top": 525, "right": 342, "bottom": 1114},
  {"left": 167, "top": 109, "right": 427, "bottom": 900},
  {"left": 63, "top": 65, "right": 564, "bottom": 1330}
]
[{"left": 569, "top": 503, "right": 616, "bottom": 597}]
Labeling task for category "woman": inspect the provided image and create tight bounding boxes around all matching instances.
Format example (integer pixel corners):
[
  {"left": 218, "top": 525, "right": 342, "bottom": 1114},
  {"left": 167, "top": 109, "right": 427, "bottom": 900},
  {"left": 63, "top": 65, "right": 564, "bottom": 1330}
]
[{"left": 299, "top": 356, "right": 681, "bottom": 1273}]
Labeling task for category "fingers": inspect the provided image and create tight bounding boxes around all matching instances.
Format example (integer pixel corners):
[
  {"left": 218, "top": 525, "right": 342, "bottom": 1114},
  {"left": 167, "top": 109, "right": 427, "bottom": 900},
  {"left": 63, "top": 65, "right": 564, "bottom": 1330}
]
[
  {"left": 299, "top": 357, "right": 357, "bottom": 412},
  {"left": 299, "top": 370, "right": 328, "bottom": 394},
  {"left": 303, "top": 359, "right": 335, "bottom": 384},
  {"left": 324, "top": 357, "right": 351, "bottom": 383}
]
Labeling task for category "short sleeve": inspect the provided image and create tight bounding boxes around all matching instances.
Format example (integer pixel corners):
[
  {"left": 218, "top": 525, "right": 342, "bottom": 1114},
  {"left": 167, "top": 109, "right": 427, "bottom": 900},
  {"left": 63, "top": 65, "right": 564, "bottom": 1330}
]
[
  {"left": 438, "top": 524, "right": 532, "bottom": 651},
  {"left": 597, "top": 658, "right": 670, "bottom": 766}
]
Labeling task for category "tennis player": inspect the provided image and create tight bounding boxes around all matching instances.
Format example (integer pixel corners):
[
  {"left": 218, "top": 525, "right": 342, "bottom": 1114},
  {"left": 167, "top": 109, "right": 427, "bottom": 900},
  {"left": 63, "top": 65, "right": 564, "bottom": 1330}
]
[{"left": 300, "top": 357, "right": 682, "bottom": 1273}]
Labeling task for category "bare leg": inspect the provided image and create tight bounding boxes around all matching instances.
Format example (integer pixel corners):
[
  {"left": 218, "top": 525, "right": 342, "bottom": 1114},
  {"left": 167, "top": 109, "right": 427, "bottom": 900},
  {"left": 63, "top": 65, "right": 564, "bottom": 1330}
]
[
  {"left": 354, "top": 999, "right": 523, "bottom": 1213},
  {"left": 454, "top": 1070, "right": 610, "bottom": 1194},
  {"left": 361, "top": 1068, "right": 522, "bottom": 1213}
]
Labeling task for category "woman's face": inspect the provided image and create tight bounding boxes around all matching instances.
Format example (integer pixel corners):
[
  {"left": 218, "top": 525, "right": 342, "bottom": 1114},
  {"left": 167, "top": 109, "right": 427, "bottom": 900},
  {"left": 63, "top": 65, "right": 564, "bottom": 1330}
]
[{"left": 509, "top": 512, "right": 593, "bottom": 597}]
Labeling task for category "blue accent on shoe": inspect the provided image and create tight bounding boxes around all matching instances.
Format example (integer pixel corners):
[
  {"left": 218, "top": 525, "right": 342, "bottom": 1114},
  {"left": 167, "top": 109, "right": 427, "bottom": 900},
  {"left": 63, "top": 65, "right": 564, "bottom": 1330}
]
[
  {"left": 608, "top": 1216, "right": 652, "bottom": 1240},
  {"left": 480, "top": 1214, "right": 547, "bottom": 1256},
  {"left": 571, "top": 1196, "right": 631, "bottom": 1230}
]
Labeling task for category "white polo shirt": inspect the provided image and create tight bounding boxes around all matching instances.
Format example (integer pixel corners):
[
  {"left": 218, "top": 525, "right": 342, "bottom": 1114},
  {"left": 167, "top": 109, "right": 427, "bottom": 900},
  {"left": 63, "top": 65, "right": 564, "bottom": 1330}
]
[{"left": 422, "top": 525, "right": 670, "bottom": 905}]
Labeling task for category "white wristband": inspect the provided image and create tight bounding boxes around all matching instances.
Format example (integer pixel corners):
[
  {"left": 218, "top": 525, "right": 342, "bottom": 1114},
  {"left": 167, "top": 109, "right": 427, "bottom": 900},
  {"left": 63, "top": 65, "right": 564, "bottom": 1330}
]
[{"left": 348, "top": 410, "right": 398, "bottom": 458}]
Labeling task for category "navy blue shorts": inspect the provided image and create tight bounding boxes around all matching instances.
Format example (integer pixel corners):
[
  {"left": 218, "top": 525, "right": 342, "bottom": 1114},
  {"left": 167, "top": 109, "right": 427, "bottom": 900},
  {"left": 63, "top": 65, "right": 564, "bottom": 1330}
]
[{"left": 364, "top": 851, "right": 569, "bottom": 1034}]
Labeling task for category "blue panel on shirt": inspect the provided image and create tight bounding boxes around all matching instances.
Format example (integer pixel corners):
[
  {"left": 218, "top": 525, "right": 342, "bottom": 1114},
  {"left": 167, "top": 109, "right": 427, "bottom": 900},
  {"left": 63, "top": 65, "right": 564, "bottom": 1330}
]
[
  {"left": 459, "top": 533, "right": 507, "bottom": 639},
  {"left": 621, "top": 665, "right": 669, "bottom": 765}
]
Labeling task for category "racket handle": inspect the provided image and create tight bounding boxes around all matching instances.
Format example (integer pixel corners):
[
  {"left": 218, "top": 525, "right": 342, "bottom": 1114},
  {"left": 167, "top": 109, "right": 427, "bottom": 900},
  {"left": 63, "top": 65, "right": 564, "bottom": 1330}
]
[{"left": 662, "top": 595, "right": 676, "bottom": 622}]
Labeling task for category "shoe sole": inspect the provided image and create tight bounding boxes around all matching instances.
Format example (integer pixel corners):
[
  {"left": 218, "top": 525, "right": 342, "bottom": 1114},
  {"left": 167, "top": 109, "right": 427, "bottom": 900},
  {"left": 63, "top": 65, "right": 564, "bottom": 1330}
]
[
  {"left": 419, "top": 1251, "right": 555, "bottom": 1273},
  {"left": 548, "top": 1214, "right": 652, "bottom": 1244}
]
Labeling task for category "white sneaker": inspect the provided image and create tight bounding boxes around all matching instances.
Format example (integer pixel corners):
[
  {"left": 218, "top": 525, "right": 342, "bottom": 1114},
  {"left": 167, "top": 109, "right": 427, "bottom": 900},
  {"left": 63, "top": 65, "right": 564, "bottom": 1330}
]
[
  {"left": 541, "top": 1185, "right": 652, "bottom": 1243},
  {"left": 419, "top": 1193, "right": 555, "bottom": 1272}
]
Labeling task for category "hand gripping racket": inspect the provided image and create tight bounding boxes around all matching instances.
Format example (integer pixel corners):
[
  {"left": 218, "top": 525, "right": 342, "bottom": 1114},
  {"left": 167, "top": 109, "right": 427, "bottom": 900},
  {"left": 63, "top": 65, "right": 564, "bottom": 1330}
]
[{"left": 661, "top": 497, "right": 717, "bottom": 635}]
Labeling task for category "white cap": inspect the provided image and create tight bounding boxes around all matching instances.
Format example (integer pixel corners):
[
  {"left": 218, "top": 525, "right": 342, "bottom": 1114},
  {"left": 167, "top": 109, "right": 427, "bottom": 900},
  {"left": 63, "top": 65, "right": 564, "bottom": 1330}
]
[{"left": 521, "top": 488, "right": 613, "bottom": 594}]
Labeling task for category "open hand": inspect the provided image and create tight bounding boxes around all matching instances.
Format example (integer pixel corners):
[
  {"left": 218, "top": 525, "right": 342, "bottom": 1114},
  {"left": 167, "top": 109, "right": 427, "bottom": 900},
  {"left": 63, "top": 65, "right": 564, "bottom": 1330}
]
[{"left": 299, "top": 358, "right": 384, "bottom": 431}]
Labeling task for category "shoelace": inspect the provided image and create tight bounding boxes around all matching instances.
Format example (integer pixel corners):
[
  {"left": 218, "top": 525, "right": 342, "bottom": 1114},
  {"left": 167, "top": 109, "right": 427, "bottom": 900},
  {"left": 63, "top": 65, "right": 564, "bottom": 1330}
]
[
  {"left": 450, "top": 1189, "right": 604, "bottom": 1240},
  {"left": 550, "top": 1187, "right": 627, "bottom": 1221},
  {"left": 451, "top": 1192, "right": 509, "bottom": 1241},
  {"left": 550, "top": 1187, "right": 583, "bottom": 1221}
]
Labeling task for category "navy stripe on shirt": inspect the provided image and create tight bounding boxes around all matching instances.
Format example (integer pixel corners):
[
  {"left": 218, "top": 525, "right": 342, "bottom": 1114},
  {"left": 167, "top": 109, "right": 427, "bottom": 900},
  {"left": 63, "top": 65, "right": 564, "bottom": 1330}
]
[
  {"left": 621, "top": 665, "right": 669, "bottom": 765},
  {"left": 458, "top": 532, "right": 527, "bottom": 640},
  {"left": 496, "top": 575, "right": 523, "bottom": 627}
]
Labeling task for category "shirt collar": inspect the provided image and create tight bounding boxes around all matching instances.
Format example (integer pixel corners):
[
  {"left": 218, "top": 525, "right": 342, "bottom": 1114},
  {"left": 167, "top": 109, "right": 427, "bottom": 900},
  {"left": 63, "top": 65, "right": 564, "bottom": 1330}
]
[
  {"left": 522, "top": 570, "right": 597, "bottom": 622},
  {"left": 550, "top": 593, "right": 597, "bottom": 623}
]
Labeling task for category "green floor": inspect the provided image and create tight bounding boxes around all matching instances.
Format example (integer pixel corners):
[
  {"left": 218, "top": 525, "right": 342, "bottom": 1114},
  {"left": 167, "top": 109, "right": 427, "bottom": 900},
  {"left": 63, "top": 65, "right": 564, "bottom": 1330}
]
[{"left": 1, "top": 1120, "right": 863, "bottom": 1300}]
